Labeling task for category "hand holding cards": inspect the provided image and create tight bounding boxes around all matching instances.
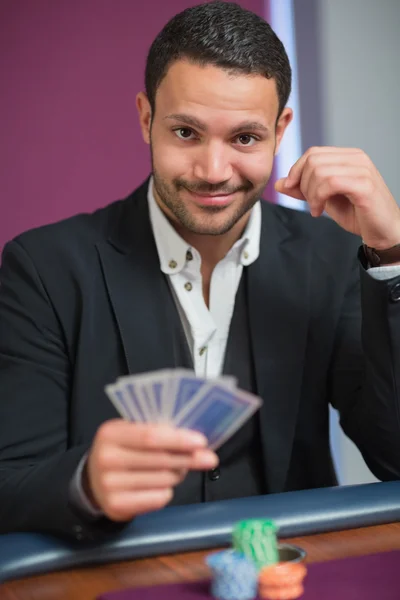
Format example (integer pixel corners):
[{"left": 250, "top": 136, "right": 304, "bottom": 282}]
[
  {"left": 84, "top": 419, "right": 217, "bottom": 522},
  {"left": 84, "top": 370, "right": 262, "bottom": 523},
  {"left": 105, "top": 368, "right": 263, "bottom": 450}
]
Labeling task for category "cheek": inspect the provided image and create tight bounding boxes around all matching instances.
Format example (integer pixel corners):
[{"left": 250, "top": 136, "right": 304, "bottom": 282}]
[
  {"left": 235, "top": 151, "right": 274, "bottom": 185},
  {"left": 151, "top": 128, "right": 192, "bottom": 177},
  {"left": 152, "top": 142, "right": 192, "bottom": 179}
]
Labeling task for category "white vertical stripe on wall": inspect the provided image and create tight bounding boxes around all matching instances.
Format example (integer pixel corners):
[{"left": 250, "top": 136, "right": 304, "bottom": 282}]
[{"left": 268, "top": 0, "right": 305, "bottom": 211}]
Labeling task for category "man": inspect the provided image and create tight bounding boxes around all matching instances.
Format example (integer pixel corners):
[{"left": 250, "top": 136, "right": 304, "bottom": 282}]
[{"left": 1, "top": 1, "right": 400, "bottom": 542}]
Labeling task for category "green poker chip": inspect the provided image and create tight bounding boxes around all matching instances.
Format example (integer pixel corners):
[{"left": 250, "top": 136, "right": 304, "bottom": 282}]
[{"left": 232, "top": 519, "right": 279, "bottom": 569}]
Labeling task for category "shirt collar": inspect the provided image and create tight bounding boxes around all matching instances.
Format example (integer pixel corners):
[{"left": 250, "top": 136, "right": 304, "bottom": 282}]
[{"left": 148, "top": 176, "right": 261, "bottom": 274}]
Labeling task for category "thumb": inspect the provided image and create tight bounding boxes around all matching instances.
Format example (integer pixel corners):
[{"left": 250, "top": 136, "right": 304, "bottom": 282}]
[
  {"left": 274, "top": 178, "right": 306, "bottom": 201},
  {"left": 274, "top": 178, "right": 287, "bottom": 193}
]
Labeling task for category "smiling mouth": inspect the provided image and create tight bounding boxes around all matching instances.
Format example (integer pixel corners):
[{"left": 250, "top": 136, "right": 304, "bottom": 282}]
[
  {"left": 191, "top": 191, "right": 234, "bottom": 197},
  {"left": 185, "top": 189, "right": 237, "bottom": 207}
]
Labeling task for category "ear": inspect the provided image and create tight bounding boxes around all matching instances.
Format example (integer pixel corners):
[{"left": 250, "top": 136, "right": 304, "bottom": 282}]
[
  {"left": 136, "top": 91, "right": 152, "bottom": 145},
  {"left": 274, "top": 107, "right": 293, "bottom": 155}
]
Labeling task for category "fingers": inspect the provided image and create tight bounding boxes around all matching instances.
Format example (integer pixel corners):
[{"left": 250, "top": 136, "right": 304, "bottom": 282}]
[
  {"left": 97, "top": 420, "right": 208, "bottom": 452},
  {"left": 305, "top": 166, "right": 371, "bottom": 216},
  {"left": 274, "top": 178, "right": 305, "bottom": 200},
  {"left": 100, "top": 468, "right": 187, "bottom": 491},
  {"left": 275, "top": 151, "right": 373, "bottom": 215},
  {"left": 86, "top": 421, "right": 220, "bottom": 522},
  {"left": 285, "top": 147, "right": 366, "bottom": 188},
  {"left": 103, "top": 488, "right": 174, "bottom": 521},
  {"left": 96, "top": 445, "right": 218, "bottom": 471},
  {"left": 190, "top": 448, "right": 219, "bottom": 470}
]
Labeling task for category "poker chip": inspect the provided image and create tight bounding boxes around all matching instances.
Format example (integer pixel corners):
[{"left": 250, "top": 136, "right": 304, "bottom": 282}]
[
  {"left": 258, "top": 562, "right": 307, "bottom": 586},
  {"left": 232, "top": 519, "right": 279, "bottom": 569},
  {"left": 258, "top": 562, "right": 307, "bottom": 600},
  {"left": 206, "top": 549, "right": 258, "bottom": 600},
  {"left": 258, "top": 584, "right": 305, "bottom": 600}
]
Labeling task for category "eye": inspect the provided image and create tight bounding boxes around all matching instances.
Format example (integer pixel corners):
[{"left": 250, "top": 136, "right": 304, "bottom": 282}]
[
  {"left": 174, "top": 127, "right": 196, "bottom": 140},
  {"left": 236, "top": 134, "right": 257, "bottom": 146}
]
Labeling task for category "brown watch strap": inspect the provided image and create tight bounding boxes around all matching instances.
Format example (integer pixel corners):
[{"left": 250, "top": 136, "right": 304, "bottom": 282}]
[{"left": 363, "top": 243, "right": 400, "bottom": 267}]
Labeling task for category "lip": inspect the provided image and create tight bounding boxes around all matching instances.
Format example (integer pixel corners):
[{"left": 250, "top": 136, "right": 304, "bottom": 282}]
[{"left": 185, "top": 189, "right": 236, "bottom": 207}]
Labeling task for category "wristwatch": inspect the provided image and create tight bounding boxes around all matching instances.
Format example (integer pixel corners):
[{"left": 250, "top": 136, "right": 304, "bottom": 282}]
[{"left": 363, "top": 243, "right": 400, "bottom": 267}]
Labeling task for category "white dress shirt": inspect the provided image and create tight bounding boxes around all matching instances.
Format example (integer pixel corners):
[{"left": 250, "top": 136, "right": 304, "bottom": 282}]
[{"left": 148, "top": 177, "right": 261, "bottom": 378}]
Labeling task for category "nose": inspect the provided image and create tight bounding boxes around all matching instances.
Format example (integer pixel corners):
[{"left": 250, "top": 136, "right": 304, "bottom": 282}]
[{"left": 193, "top": 141, "right": 233, "bottom": 184}]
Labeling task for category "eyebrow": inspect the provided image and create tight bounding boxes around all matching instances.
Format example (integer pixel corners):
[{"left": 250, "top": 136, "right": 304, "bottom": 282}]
[{"left": 164, "top": 113, "right": 270, "bottom": 135}]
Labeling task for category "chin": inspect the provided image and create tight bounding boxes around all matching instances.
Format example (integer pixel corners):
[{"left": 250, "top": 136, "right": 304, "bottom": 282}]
[{"left": 184, "top": 217, "right": 240, "bottom": 236}]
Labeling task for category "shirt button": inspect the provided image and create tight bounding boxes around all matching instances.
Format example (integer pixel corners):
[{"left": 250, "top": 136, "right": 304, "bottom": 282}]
[
  {"left": 74, "top": 525, "right": 83, "bottom": 540},
  {"left": 184, "top": 282, "right": 193, "bottom": 291},
  {"left": 243, "top": 251, "right": 249, "bottom": 260},
  {"left": 199, "top": 346, "right": 207, "bottom": 356},
  {"left": 208, "top": 467, "right": 220, "bottom": 481},
  {"left": 186, "top": 250, "right": 193, "bottom": 261},
  {"left": 389, "top": 282, "right": 400, "bottom": 302},
  {"left": 169, "top": 259, "right": 177, "bottom": 269}
]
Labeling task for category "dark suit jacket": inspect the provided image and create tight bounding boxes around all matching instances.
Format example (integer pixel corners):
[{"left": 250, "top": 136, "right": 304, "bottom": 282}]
[{"left": 1, "top": 179, "right": 400, "bottom": 541}]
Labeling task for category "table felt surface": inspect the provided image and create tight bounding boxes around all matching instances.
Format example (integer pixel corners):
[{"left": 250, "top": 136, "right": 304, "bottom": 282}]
[{"left": 98, "top": 548, "right": 400, "bottom": 599}]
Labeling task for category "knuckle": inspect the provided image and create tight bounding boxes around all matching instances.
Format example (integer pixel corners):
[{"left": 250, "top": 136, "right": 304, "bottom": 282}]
[
  {"left": 314, "top": 182, "right": 327, "bottom": 202},
  {"left": 156, "top": 452, "right": 171, "bottom": 469},
  {"left": 306, "top": 154, "right": 319, "bottom": 170},
  {"left": 154, "top": 488, "right": 174, "bottom": 509},
  {"left": 299, "top": 180, "right": 307, "bottom": 197},
  {"left": 158, "top": 470, "right": 176, "bottom": 486},
  {"left": 96, "top": 420, "right": 115, "bottom": 444},
  {"left": 307, "top": 146, "right": 320, "bottom": 157},
  {"left": 327, "top": 174, "right": 341, "bottom": 189},
  {"left": 100, "top": 472, "right": 115, "bottom": 493},
  {"left": 104, "top": 495, "right": 126, "bottom": 521},
  {"left": 141, "top": 426, "right": 159, "bottom": 449},
  {"left": 360, "top": 176, "right": 374, "bottom": 196},
  {"left": 96, "top": 446, "right": 112, "bottom": 470},
  {"left": 313, "top": 165, "right": 326, "bottom": 179}
]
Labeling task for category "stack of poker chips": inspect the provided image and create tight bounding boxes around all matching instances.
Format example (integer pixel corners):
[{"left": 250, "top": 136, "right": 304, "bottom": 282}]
[
  {"left": 206, "top": 519, "right": 307, "bottom": 600},
  {"left": 232, "top": 519, "right": 279, "bottom": 570},
  {"left": 206, "top": 549, "right": 259, "bottom": 600},
  {"left": 258, "top": 561, "right": 307, "bottom": 600}
]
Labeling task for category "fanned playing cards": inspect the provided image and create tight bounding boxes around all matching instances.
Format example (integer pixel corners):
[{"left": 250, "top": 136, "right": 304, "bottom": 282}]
[{"left": 105, "top": 369, "right": 262, "bottom": 450}]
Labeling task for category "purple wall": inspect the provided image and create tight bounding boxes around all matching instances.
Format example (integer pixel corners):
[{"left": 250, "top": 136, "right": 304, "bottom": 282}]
[{"left": 0, "top": 0, "right": 268, "bottom": 251}]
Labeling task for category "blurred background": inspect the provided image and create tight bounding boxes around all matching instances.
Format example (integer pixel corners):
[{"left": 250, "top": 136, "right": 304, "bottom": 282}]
[{"left": 1, "top": 0, "right": 399, "bottom": 486}]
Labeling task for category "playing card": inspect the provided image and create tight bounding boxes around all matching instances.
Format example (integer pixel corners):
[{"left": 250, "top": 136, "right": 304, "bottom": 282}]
[
  {"left": 105, "top": 383, "right": 135, "bottom": 421},
  {"left": 167, "top": 369, "right": 238, "bottom": 423},
  {"left": 173, "top": 382, "right": 262, "bottom": 450},
  {"left": 117, "top": 370, "right": 172, "bottom": 422},
  {"left": 119, "top": 380, "right": 149, "bottom": 422},
  {"left": 104, "top": 369, "right": 259, "bottom": 449},
  {"left": 166, "top": 369, "right": 210, "bottom": 421}
]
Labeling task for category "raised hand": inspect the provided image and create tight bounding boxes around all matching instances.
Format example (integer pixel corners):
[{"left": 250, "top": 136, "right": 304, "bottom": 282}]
[{"left": 275, "top": 147, "right": 400, "bottom": 250}]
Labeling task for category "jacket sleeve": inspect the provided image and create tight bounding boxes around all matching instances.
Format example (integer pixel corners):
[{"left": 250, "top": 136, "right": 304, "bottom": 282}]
[
  {"left": 0, "top": 240, "right": 127, "bottom": 541},
  {"left": 328, "top": 249, "right": 400, "bottom": 481}
]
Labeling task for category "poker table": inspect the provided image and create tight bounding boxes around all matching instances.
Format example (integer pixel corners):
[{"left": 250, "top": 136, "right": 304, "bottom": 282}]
[{"left": 1, "top": 481, "right": 400, "bottom": 599}]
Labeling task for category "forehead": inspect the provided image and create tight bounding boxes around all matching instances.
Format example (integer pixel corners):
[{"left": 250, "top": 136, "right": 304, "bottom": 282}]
[{"left": 154, "top": 60, "right": 279, "bottom": 126}]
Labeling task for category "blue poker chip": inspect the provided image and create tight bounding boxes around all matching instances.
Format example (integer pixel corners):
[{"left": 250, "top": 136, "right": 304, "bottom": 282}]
[{"left": 206, "top": 550, "right": 258, "bottom": 600}]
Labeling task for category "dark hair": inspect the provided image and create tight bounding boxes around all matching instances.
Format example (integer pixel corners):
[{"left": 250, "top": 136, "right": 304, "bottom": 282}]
[{"left": 145, "top": 1, "right": 292, "bottom": 118}]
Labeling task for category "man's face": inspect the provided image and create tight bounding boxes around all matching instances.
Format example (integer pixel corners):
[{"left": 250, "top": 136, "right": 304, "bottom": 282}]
[{"left": 137, "top": 60, "right": 292, "bottom": 236}]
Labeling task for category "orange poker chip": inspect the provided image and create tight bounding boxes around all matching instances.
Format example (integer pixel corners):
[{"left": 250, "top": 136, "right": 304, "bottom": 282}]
[
  {"left": 258, "top": 583, "right": 305, "bottom": 600},
  {"left": 259, "top": 561, "right": 307, "bottom": 587}
]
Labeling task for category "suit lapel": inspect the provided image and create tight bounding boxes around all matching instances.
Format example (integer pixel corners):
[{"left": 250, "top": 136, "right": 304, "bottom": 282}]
[
  {"left": 248, "top": 201, "right": 312, "bottom": 493},
  {"left": 96, "top": 181, "right": 177, "bottom": 375}
]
